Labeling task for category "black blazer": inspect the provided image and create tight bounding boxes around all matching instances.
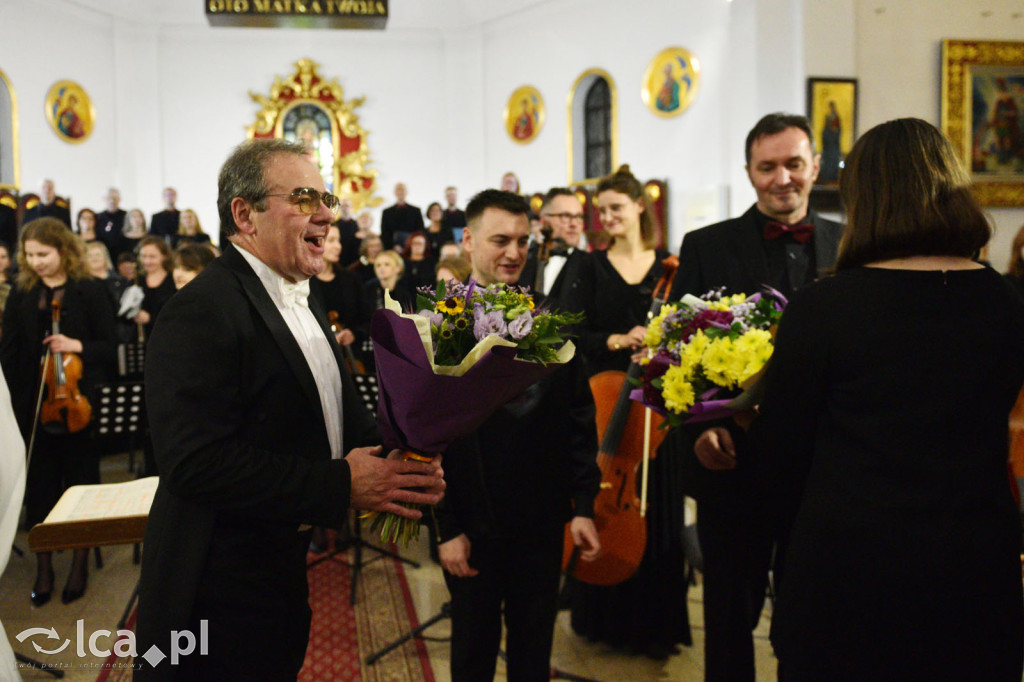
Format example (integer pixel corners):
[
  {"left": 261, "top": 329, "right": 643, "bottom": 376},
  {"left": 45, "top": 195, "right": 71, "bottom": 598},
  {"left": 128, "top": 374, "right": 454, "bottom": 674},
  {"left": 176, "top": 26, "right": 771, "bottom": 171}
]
[
  {"left": 518, "top": 248, "right": 589, "bottom": 309},
  {"left": 668, "top": 205, "right": 843, "bottom": 505},
  {"left": 0, "top": 277, "right": 117, "bottom": 435},
  {"left": 150, "top": 209, "right": 179, "bottom": 239},
  {"left": 136, "top": 247, "right": 379, "bottom": 680},
  {"left": 669, "top": 205, "right": 844, "bottom": 303}
]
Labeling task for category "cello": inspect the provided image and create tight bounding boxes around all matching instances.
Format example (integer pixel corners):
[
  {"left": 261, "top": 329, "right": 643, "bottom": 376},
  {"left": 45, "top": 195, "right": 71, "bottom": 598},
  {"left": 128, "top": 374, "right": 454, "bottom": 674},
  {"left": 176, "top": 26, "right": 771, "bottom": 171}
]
[
  {"left": 562, "top": 255, "right": 678, "bottom": 586},
  {"left": 38, "top": 296, "right": 92, "bottom": 435}
]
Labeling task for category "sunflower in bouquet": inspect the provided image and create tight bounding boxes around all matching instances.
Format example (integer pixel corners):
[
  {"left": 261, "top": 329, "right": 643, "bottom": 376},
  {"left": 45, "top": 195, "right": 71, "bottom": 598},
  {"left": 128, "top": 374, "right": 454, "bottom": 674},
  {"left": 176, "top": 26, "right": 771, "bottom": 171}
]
[
  {"left": 632, "top": 287, "right": 786, "bottom": 427},
  {"left": 367, "top": 280, "right": 582, "bottom": 544}
]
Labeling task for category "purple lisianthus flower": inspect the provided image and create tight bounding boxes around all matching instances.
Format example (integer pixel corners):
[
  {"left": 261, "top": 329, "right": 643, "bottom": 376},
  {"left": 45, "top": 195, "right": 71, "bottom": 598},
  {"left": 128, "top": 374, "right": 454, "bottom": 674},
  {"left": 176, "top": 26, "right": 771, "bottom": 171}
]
[
  {"left": 418, "top": 309, "right": 443, "bottom": 327},
  {"left": 473, "top": 305, "right": 508, "bottom": 340},
  {"left": 508, "top": 313, "right": 533, "bottom": 340},
  {"left": 680, "top": 309, "right": 734, "bottom": 341}
]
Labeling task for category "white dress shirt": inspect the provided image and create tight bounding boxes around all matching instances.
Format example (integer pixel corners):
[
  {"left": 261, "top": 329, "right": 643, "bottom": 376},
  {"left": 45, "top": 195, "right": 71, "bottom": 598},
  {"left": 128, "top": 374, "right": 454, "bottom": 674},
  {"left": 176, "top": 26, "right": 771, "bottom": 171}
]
[{"left": 237, "top": 248, "right": 344, "bottom": 460}]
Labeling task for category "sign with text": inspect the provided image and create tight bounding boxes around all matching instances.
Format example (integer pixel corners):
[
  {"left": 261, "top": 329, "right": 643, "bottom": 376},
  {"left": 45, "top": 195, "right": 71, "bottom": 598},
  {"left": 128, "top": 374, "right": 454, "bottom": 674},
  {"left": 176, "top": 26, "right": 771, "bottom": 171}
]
[{"left": 206, "top": 0, "right": 388, "bottom": 30}]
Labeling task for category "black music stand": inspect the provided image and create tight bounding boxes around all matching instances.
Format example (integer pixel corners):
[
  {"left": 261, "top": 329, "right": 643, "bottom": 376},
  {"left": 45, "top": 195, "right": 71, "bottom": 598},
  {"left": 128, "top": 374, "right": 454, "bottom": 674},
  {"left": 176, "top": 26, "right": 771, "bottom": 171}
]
[
  {"left": 306, "top": 509, "right": 419, "bottom": 605},
  {"left": 93, "top": 381, "right": 145, "bottom": 566}
]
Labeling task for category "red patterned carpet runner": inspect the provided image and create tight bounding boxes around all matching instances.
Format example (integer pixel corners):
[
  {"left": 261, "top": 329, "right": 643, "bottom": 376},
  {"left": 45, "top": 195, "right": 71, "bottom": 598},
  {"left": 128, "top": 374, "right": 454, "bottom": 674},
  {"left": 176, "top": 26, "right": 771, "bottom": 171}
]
[{"left": 96, "top": 537, "right": 434, "bottom": 681}]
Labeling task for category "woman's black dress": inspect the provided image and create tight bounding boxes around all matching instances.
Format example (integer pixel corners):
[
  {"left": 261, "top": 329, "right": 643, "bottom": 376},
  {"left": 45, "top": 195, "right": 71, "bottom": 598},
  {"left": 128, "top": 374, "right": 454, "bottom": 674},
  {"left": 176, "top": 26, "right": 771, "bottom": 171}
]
[
  {"left": 0, "top": 278, "right": 117, "bottom": 526},
  {"left": 309, "top": 267, "right": 371, "bottom": 366},
  {"left": 562, "top": 249, "right": 693, "bottom": 657},
  {"left": 403, "top": 257, "right": 437, "bottom": 290},
  {"left": 751, "top": 267, "right": 1024, "bottom": 681},
  {"left": 141, "top": 274, "right": 176, "bottom": 340}
]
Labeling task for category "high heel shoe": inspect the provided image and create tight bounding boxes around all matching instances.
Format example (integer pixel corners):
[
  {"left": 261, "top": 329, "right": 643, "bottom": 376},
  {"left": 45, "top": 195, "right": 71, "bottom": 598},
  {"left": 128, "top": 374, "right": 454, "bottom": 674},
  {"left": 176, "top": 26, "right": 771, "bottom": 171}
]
[
  {"left": 61, "top": 568, "right": 88, "bottom": 605},
  {"left": 31, "top": 571, "right": 54, "bottom": 607}
]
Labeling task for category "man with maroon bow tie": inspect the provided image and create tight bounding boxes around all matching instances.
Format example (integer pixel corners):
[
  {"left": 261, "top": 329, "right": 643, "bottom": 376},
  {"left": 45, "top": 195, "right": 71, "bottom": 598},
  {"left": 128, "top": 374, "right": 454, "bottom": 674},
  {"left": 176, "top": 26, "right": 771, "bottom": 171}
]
[{"left": 668, "top": 112, "right": 843, "bottom": 682}]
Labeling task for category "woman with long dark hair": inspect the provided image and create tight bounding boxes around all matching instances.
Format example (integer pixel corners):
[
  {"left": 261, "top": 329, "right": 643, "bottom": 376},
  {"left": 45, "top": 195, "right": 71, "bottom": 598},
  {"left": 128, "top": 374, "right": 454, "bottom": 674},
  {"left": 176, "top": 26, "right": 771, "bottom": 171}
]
[
  {"left": 0, "top": 218, "right": 116, "bottom": 605},
  {"left": 700, "top": 118, "right": 1024, "bottom": 680}
]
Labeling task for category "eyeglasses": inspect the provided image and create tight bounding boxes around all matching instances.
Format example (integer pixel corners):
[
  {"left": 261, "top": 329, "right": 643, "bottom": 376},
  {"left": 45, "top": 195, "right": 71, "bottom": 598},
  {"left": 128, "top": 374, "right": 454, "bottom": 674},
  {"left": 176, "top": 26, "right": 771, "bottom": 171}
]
[
  {"left": 545, "top": 212, "right": 585, "bottom": 223},
  {"left": 262, "top": 187, "right": 341, "bottom": 219}
]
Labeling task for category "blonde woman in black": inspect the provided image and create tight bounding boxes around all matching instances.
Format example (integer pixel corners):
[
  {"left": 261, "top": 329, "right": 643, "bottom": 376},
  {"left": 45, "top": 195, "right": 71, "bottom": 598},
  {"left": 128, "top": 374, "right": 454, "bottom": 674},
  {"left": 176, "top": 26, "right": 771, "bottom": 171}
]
[{"left": 0, "top": 218, "right": 117, "bottom": 605}]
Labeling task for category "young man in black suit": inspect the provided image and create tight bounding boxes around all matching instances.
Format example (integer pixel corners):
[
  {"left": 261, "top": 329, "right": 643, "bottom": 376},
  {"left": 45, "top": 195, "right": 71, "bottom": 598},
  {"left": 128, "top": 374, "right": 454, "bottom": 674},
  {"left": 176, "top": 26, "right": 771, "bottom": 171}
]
[
  {"left": 136, "top": 139, "right": 444, "bottom": 681},
  {"left": 668, "top": 112, "right": 843, "bottom": 682},
  {"left": 518, "top": 187, "right": 590, "bottom": 307},
  {"left": 440, "top": 185, "right": 467, "bottom": 232},
  {"left": 437, "top": 189, "right": 601, "bottom": 682}
]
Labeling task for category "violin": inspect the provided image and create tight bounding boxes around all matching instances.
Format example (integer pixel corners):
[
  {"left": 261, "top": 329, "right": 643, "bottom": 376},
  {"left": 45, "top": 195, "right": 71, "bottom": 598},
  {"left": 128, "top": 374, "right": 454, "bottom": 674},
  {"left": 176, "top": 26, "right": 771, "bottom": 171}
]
[
  {"left": 562, "top": 254, "right": 678, "bottom": 586},
  {"left": 39, "top": 296, "right": 92, "bottom": 434},
  {"left": 328, "top": 310, "right": 366, "bottom": 375}
]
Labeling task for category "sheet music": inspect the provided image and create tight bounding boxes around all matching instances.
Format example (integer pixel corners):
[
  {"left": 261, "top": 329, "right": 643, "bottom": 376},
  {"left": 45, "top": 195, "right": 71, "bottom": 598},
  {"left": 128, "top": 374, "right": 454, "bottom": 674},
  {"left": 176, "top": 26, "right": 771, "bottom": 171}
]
[{"left": 42, "top": 477, "right": 158, "bottom": 524}]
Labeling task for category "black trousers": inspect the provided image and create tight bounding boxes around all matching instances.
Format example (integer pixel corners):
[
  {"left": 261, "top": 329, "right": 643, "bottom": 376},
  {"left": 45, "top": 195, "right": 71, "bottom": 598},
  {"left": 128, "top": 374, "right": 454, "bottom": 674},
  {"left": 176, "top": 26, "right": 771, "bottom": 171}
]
[
  {"left": 697, "top": 503, "right": 774, "bottom": 682},
  {"left": 443, "top": 527, "right": 563, "bottom": 682}
]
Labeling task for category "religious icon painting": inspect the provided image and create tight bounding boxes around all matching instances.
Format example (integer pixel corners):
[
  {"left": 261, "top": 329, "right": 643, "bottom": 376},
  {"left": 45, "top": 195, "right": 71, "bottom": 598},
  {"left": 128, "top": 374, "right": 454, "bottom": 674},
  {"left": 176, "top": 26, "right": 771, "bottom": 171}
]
[
  {"left": 504, "top": 85, "right": 545, "bottom": 144},
  {"left": 45, "top": 80, "right": 94, "bottom": 144},
  {"left": 642, "top": 47, "right": 701, "bottom": 118},
  {"left": 807, "top": 78, "right": 857, "bottom": 186}
]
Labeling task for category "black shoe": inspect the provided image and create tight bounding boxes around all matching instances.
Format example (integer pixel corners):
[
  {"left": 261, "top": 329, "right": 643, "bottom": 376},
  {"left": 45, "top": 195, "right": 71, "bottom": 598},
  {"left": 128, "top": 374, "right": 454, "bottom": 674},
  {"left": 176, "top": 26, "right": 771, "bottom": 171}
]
[
  {"left": 30, "top": 587, "right": 51, "bottom": 607},
  {"left": 31, "top": 570, "right": 54, "bottom": 606},
  {"left": 61, "top": 571, "right": 88, "bottom": 604}
]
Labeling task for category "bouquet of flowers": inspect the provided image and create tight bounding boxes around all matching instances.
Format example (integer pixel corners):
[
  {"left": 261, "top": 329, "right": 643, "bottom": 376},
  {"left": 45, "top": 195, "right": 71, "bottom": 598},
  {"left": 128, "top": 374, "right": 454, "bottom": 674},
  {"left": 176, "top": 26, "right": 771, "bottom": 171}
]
[
  {"left": 630, "top": 287, "right": 786, "bottom": 426},
  {"left": 368, "top": 280, "right": 582, "bottom": 544}
]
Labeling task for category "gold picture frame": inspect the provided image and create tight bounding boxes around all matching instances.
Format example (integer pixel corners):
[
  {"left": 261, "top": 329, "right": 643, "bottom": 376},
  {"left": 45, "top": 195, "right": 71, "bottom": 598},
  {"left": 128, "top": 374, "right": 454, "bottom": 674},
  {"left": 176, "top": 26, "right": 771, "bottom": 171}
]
[
  {"left": 45, "top": 80, "right": 94, "bottom": 144},
  {"left": 641, "top": 47, "right": 700, "bottom": 118},
  {"left": 806, "top": 78, "right": 857, "bottom": 186},
  {"left": 504, "top": 85, "right": 544, "bottom": 144},
  {"left": 941, "top": 39, "right": 1024, "bottom": 207}
]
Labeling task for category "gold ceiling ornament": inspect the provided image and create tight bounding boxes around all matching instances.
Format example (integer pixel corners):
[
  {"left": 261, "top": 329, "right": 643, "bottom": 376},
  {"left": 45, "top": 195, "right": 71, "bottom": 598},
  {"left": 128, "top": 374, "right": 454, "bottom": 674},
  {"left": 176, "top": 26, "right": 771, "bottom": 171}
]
[{"left": 247, "top": 58, "right": 382, "bottom": 210}]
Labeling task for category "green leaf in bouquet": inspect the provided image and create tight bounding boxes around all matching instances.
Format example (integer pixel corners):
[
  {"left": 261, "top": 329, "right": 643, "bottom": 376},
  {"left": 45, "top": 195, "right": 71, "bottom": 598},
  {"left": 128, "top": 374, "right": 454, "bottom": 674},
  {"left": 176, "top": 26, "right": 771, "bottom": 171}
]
[{"left": 416, "top": 293, "right": 435, "bottom": 311}]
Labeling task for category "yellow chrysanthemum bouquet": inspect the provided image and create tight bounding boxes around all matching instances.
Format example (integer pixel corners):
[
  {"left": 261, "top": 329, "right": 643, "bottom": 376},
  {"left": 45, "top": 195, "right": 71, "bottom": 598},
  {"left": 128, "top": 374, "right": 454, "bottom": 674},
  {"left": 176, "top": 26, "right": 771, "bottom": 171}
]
[{"left": 631, "top": 288, "right": 786, "bottom": 426}]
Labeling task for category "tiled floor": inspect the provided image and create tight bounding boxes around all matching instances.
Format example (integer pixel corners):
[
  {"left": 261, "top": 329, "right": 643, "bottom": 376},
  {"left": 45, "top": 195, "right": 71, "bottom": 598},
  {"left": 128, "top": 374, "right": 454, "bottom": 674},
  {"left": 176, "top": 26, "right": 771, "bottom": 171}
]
[{"left": 1, "top": 454, "right": 778, "bottom": 681}]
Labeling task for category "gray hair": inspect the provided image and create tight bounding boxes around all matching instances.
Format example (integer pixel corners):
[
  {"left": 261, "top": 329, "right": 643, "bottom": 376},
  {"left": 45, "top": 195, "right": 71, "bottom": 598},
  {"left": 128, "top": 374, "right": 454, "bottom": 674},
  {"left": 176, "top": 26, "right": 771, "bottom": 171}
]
[{"left": 217, "top": 138, "right": 307, "bottom": 236}]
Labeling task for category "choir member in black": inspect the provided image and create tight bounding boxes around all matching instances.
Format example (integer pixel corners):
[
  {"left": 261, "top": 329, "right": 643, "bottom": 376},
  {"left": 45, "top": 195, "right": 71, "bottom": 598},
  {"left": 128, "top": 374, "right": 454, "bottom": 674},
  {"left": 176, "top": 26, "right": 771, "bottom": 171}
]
[
  {"left": 149, "top": 187, "right": 179, "bottom": 241},
  {"left": 171, "top": 243, "right": 216, "bottom": 290},
  {"left": 85, "top": 241, "right": 133, "bottom": 344},
  {"left": 75, "top": 208, "right": 98, "bottom": 243},
  {"left": 348, "top": 234, "right": 382, "bottom": 284},
  {"left": 363, "top": 248, "right": 413, "bottom": 313},
  {"left": 0, "top": 242, "right": 11, "bottom": 285},
  {"left": 436, "top": 189, "right": 601, "bottom": 681},
  {"left": 698, "top": 118, "right": 1024, "bottom": 681},
  {"left": 563, "top": 165, "right": 692, "bottom": 659},
  {"left": 121, "top": 208, "right": 148, "bottom": 258},
  {"left": 435, "top": 255, "right": 471, "bottom": 286},
  {"left": 95, "top": 188, "right": 127, "bottom": 257},
  {"left": 425, "top": 201, "right": 455, "bottom": 257},
  {"left": 133, "top": 236, "right": 175, "bottom": 341},
  {"left": 333, "top": 198, "right": 361, "bottom": 267},
  {"left": 401, "top": 231, "right": 437, "bottom": 289},
  {"left": 0, "top": 218, "right": 116, "bottom": 605},
  {"left": 23, "top": 179, "right": 71, "bottom": 227},
  {"left": 1004, "top": 223, "right": 1024, "bottom": 301},
  {"left": 309, "top": 223, "right": 369, "bottom": 359},
  {"left": 380, "top": 182, "right": 422, "bottom": 251},
  {"left": 174, "top": 208, "right": 212, "bottom": 248},
  {"left": 440, "top": 186, "right": 467, "bottom": 233},
  {"left": 0, "top": 201, "right": 17, "bottom": 250}
]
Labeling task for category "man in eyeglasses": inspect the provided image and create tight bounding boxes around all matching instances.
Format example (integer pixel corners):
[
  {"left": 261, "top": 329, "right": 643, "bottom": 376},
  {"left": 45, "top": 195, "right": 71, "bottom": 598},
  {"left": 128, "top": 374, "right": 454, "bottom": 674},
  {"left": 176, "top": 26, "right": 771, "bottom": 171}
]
[
  {"left": 136, "top": 139, "right": 445, "bottom": 681},
  {"left": 518, "top": 187, "right": 590, "bottom": 306}
]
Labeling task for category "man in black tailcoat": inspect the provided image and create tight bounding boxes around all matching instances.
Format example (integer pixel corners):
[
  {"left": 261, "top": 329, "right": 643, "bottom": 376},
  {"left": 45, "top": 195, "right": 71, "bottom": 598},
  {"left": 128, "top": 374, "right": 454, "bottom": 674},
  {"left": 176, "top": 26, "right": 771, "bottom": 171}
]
[
  {"left": 380, "top": 181, "right": 421, "bottom": 251},
  {"left": 518, "top": 187, "right": 589, "bottom": 307},
  {"left": 668, "top": 112, "right": 843, "bottom": 682},
  {"left": 436, "top": 189, "right": 601, "bottom": 682},
  {"left": 95, "top": 187, "right": 127, "bottom": 257},
  {"left": 135, "top": 139, "right": 444, "bottom": 681}
]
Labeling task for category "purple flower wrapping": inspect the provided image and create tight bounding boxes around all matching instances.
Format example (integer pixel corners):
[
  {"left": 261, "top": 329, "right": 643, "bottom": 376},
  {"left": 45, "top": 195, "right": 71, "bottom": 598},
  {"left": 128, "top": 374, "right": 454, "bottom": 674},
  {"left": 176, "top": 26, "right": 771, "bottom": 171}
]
[{"left": 371, "top": 308, "right": 564, "bottom": 454}]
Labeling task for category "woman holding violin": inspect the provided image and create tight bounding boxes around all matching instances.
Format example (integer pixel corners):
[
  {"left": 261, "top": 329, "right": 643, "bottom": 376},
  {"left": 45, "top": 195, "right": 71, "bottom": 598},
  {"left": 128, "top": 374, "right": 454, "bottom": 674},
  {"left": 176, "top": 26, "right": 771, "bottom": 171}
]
[
  {"left": 309, "top": 223, "right": 370, "bottom": 367},
  {"left": 562, "top": 165, "right": 691, "bottom": 659},
  {"left": 0, "top": 218, "right": 117, "bottom": 605}
]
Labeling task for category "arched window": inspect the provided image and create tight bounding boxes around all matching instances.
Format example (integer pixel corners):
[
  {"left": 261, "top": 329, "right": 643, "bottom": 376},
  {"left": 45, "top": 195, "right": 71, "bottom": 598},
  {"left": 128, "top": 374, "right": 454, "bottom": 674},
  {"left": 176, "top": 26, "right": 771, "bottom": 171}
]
[
  {"left": 568, "top": 69, "right": 617, "bottom": 184},
  {"left": 0, "top": 68, "right": 19, "bottom": 191},
  {"left": 584, "top": 79, "right": 611, "bottom": 180}
]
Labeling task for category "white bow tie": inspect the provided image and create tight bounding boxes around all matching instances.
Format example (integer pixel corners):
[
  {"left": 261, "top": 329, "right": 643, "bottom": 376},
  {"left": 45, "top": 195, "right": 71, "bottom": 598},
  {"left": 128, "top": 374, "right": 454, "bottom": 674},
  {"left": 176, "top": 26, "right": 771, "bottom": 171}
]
[{"left": 278, "top": 279, "right": 310, "bottom": 309}]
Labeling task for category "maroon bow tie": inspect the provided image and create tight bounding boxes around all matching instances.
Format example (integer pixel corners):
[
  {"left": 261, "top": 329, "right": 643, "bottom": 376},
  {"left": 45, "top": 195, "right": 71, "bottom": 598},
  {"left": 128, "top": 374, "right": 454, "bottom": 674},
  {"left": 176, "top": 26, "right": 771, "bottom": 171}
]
[{"left": 764, "top": 221, "right": 814, "bottom": 244}]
